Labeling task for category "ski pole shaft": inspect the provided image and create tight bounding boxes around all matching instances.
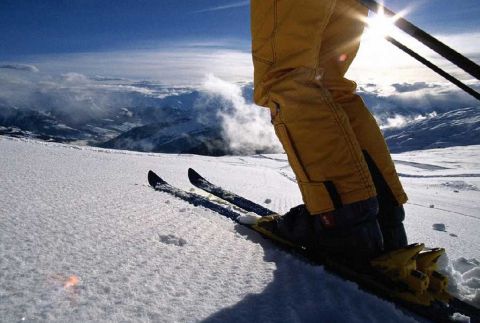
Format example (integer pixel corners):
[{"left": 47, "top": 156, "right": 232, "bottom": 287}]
[
  {"left": 386, "top": 36, "right": 480, "bottom": 101},
  {"left": 358, "top": 0, "right": 480, "bottom": 81}
]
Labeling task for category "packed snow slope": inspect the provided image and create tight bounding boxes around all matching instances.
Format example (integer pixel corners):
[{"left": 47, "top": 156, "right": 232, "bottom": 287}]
[{"left": 0, "top": 136, "right": 479, "bottom": 322}]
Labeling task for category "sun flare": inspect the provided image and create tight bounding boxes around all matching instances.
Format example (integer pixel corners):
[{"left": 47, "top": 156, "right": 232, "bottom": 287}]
[
  {"left": 365, "top": 12, "right": 396, "bottom": 39},
  {"left": 350, "top": 5, "right": 420, "bottom": 85},
  {"left": 358, "top": 9, "right": 402, "bottom": 72},
  {"left": 362, "top": 5, "right": 407, "bottom": 40}
]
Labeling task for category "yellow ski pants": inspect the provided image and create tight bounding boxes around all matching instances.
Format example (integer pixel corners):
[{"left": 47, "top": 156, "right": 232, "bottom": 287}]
[{"left": 251, "top": 0, "right": 407, "bottom": 214}]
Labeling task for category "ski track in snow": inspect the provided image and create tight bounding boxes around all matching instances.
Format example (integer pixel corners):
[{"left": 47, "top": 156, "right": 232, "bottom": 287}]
[
  {"left": 0, "top": 136, "right": 479, "bottom": 322},
  {"left": 398, "top": 173, "right": 480, "bottom": 178},
  {"left": 393, "top": 160, "right": 451, "bottom": 171}
]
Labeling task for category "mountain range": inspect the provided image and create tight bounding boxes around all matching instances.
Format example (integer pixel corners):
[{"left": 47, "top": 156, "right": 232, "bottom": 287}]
[{"left": 1, "top": 79, "right": 479, "bottom": 155}]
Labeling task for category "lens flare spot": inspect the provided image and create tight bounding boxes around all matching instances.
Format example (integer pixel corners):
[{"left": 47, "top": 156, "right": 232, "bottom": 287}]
[
  {"left": 64, "top": 275, "right": 80, "bottom": 288},
  {"left": 338, "top": 54, "right": 348, "bottom": 62}
]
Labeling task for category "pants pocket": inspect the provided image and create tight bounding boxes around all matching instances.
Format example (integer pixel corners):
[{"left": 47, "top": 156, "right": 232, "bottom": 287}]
[{"left": 272, "top": 114, "right": 341, "bottom": 213}]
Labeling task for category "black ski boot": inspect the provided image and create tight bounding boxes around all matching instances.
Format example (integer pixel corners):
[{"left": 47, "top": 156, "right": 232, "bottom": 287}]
[
  {"left": 378, "top": 204, "right": 408, "bottom": 252},
  {"left": 254, "top": 197, "right": 384, "bottom": 266},
  {"left": 362, "top": 151, "right": 408, "bottom": 252}
]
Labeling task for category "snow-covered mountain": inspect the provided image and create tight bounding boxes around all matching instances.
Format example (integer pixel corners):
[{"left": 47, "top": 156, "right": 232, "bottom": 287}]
[
  {"left": 385, "top": 107, "right": 480, "bottom": 152},
  {"left": 1, "top": 72, "right": 479, "bottom": 156},
  {"left": 0, "top": 136, "right": 479, "bottom": 322},
  {"left": 0, "top": 87, "right": 200, "bottom": 146},
  {"left": 101, "top": 121, "right": 228, "bottom": 156}
]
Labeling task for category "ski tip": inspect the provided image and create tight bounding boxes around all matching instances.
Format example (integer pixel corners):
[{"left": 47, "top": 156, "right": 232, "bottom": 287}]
[
  {"left": 148, "top": 170, "right": 165, "bottom": 187},
  {"left": 188, "top": 168, "right": 201, "bottom": 181},
  {"left": 147, "top": 170, "right": 156, "bottom": 186}
]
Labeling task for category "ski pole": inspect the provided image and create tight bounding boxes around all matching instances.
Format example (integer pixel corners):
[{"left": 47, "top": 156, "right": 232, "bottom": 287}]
[
  {"left": 358, "top": 0, "right": 480, "bottom": 81},
  {"left": 385, "top": 36, "right": 480, "bottom": 101}
]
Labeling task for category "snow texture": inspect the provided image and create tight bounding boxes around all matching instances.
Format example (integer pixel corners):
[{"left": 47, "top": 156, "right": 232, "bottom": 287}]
[{"left": 0, "top": 136, "right": 479, "bottom": 322}]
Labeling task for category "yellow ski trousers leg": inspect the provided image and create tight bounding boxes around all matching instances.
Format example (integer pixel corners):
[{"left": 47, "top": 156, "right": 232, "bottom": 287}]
[{"left": 251, "top": 0, "right": 408, "bottom": 214}]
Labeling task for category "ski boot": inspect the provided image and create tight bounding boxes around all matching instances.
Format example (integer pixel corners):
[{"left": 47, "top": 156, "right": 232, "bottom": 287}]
[
  {"left": 252, "top": 204, "right": 315, "bottom": 249},
  {"left": 370, "top": 243, "right": 432, "bottom": 305},
  {"left": 377, "top": 204, "right": 408, "bottom": 252},
  {"left": 362, "top": 151, "right": 408, "bottom": 252},
  {"left": 253, "top": 197, "right": 384, "bottom": 268}
]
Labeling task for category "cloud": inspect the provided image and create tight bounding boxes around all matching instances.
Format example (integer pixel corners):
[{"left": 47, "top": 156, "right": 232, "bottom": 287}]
[
  {"left": 28, "top": 44, "right": 252, "bottom": 87},
  {"left": 391, "top": 82, "right": 439, "bottom": 93},
  {"left": 0, "top": 70, "right": 283, "bottom": 154},
  {"left": 193, "top": 1, "right": 248, "bottom": 13},
  {"left": 437, "top": 32, "right": 480, "bottom": 56},
  {"left": 379, "top": 112, "right": 437, "bottom": 129},
  {"left": 1, "top": 34, "right": 478, "bottom": 151},
  {"left": 15, "top": 29, "right": 476, "bottom": 90},
  {"left": 357, "top": 80, "right": 479, "bottom": 129},
  {"left": 0, "top": 67, "right": 479, "bottom": 154},
  {"left": 0, "top": 71, "right": 189, "bottom": 125},
  {"left": 198, "top": 74, "right": 282, "bottom": 154},
  {"left": 350, "top": 31, "right": 480, "bottom": 84},
  {"left": 0, "top": 63, "right": 39, "bottom": 72}
]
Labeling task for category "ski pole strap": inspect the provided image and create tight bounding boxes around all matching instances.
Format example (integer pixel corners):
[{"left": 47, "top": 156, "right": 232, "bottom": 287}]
[{"left": 358, "top": 0, "right": 480, "bottom": 81}]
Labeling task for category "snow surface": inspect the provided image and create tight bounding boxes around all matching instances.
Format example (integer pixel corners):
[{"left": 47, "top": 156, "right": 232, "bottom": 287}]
[{"left": 0, "top": 136, "right": 479, "bottom": 322}]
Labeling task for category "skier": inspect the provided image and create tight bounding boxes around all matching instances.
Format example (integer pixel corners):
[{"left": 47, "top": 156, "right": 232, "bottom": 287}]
[{"left": 251, "top": 0, "right": 408, "bottom": 263}]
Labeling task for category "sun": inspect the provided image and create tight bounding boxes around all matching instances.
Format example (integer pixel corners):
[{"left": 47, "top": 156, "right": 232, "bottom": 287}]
[
  {"left": 358, "top": 8, "right": 403, "bottom": 72},
  {"left": 358, "top": 4, "right": 413, "bottom": 63},
  {"left": 364, "top": 11, "right": 397, "bottom": 39},
  {"left": 350, "top": 5, "right": 416, "bottom": 85},
  {"left": 362, "top": 5, "right": 407, "bottom": 41}
]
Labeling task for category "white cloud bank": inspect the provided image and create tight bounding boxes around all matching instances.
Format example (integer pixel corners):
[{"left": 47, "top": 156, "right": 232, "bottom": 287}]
[
  {"left": 3, "top": 28, "right": 477, "bottom": 89},
  {"left": 199, "top": 74, "right": 282, "bottom": 154},
  {"left": 0, "top": 70, "right": 186, "bottom": 125},
  {"left": 349, "top": 30, "right": 480, "bottom": 85},
  {"left": 21, "top": 45, "right": 252, "bottom": 87},
  {"left": 380, "top": 112, "right": 437, "bottom": 129},
  {"left": 1, "top": 39, "right": 479, "bottom": 153}
]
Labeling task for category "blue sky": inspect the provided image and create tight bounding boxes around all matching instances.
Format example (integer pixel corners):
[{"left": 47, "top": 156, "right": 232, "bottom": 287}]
[
  {"left": 0, "top": 0, "right": 479, "bottom": 85},
  {"left": 0, "top": 0, "right": 479, "bottom": 126},
  {"left": 1, "top": 0, "right": 479, "bottom": 57},
  {"left": 0, "top": 0, "right": 251, "bottom": 57}
]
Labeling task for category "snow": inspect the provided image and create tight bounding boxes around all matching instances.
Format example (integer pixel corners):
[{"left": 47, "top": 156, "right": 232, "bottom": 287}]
[
  {"left": 237, "top": 212, "right": 262, "bottom": 225},
  {"left": 0, "top": 136, "right": 479, "bottom": 322}
]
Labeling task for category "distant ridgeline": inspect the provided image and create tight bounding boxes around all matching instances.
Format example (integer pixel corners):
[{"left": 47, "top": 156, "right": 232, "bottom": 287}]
[
  {"left": 1, "top": 86, "right": 479, "bottom": 156},
  {"left": 383, "top": 106, "right": 480, "bottom": 153}
]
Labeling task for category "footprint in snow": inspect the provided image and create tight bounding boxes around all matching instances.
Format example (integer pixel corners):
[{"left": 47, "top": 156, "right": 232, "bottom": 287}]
[
  {"left": 442, "top": 180, "right": 479, "bottom": 192},
  {"left": 432, "top": 223, "right": 457, "bottom": 237},
  {"left": 433, "top": 223, "right": 446, "bottom": 232},
  {"left": 158, "top": 234, "right": 187, "bottom": 247}
]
